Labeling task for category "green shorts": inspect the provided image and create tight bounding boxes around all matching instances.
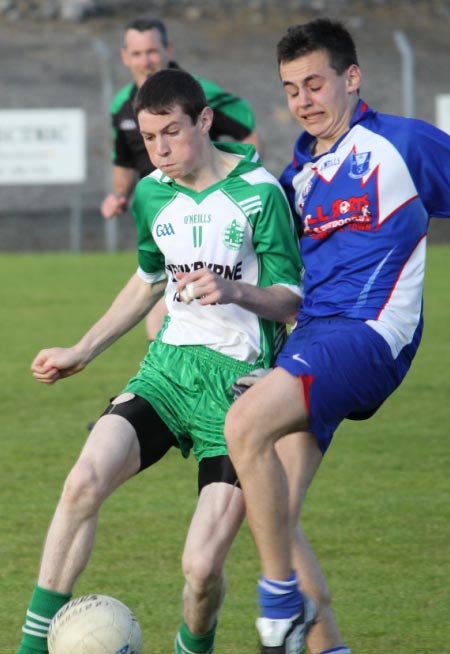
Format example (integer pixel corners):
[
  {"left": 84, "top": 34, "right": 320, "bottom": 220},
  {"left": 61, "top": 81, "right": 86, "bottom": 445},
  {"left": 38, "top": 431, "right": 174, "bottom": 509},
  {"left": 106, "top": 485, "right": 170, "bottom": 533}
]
[{"left": 124, "top": 340, "right": 258, "bottom": 462}]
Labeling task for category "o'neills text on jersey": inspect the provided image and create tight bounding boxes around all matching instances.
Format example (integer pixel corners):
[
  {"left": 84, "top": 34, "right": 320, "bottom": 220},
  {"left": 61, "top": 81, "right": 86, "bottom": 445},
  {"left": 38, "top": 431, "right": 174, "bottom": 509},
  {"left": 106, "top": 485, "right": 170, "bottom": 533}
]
[{"left": 183, "top": 214, "right": 212, "bottom": 224}]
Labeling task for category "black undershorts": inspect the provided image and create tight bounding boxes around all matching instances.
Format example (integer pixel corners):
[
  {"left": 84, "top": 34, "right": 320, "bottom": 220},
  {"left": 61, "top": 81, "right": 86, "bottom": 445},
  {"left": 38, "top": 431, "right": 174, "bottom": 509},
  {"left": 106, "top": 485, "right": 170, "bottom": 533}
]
[{"left": 100, "top": 393, "right": 239, "bottom": 493}]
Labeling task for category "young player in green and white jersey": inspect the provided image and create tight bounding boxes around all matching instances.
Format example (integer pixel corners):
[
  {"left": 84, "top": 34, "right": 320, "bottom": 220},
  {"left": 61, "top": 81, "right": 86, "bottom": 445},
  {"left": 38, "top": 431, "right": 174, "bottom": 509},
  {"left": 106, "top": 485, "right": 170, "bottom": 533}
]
[
  {"left": 18, "top": 69, "right": 302, "bottom": 654},
  {"left": 100, "top": 15, "right": 262, "bottom": 341},
  {"left": 132, "top": 140, "right": 298, "bottom": 365}
]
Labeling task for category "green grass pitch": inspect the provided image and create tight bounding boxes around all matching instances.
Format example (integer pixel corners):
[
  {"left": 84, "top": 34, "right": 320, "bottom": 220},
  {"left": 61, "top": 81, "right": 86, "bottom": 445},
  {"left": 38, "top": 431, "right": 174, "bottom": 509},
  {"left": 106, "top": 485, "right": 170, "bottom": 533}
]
[{"left": 1, "top": 247, "right": 449, "bottom": 653}]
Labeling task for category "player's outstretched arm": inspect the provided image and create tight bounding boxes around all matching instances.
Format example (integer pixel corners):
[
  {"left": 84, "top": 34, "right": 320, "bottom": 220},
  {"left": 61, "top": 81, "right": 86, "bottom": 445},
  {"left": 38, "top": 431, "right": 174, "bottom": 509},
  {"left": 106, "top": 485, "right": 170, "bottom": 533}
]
[
  {"left": 31, "top": 347, "right": 86, "bottom": 384},
  {"left": 31, "top": 273, "right": 166, "bottom": 385}
]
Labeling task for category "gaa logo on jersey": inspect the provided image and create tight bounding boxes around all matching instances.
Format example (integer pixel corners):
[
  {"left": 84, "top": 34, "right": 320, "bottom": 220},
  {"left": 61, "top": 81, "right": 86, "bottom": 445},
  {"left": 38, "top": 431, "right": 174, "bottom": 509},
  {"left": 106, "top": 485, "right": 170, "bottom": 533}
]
[
  {"left": 156, "top": 223, "right": 175, "bottom": 237},
  {"left": 349, "top": 151, "right": 371, "bottom": 179},
  {"left": 223, "top": 219, "right": 245, "bottom": 251}
]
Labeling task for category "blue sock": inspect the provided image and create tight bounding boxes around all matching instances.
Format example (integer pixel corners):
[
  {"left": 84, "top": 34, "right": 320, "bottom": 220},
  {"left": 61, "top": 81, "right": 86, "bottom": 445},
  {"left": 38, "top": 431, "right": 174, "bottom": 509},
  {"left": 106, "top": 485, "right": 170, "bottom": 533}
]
[
  {"left": 257, "top": 572, "right": 302, "bottom": 619},
  {"left": 318, "top": 648, "right": 352, "bottom": 654}
]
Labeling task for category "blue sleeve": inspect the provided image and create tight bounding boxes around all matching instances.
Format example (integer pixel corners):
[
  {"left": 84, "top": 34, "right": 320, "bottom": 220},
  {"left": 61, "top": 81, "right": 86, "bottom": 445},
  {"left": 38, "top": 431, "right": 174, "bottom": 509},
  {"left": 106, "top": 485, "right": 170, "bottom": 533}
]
[
  {"left": 385, "top": 117, "right": 450, "bottom": 219},
  {"left": 411, "top": 120, "right": 450, "bottom": 218}
]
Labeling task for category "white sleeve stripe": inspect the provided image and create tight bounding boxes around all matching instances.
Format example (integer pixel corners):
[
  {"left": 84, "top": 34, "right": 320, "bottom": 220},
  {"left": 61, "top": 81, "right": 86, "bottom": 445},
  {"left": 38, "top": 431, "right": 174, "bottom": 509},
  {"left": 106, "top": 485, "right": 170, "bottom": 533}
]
[
  {"left": 274, "top": 283, "right": 303, "bottom": 297},
  {"left": 136, "top": 266, "right": 167, "bottom": 284}
]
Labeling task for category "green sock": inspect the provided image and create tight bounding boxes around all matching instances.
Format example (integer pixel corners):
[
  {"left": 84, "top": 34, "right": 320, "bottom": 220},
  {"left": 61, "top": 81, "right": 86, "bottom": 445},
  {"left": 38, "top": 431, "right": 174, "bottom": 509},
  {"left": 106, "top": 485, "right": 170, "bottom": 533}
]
[
  {"left": 175, "top": 620, "right": 217, "bottom": 654},
  {"left": 17, "top": 584, "right": 72, "bottom": 654}
]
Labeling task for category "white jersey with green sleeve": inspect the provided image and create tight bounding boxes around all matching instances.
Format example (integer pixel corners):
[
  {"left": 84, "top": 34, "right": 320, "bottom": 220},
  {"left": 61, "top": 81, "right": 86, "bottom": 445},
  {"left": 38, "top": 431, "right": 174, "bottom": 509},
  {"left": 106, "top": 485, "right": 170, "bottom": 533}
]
[{"left": 132, "top": 142, "right": 303, "bottom": 367}]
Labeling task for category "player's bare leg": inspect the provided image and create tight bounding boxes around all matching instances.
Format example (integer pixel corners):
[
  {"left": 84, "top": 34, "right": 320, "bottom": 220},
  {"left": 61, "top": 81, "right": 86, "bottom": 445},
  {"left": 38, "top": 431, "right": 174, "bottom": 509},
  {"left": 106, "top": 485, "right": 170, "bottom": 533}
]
[
  {"left": 175, "top": 482, "right": 245, "bottom": 653},
  {"left": 277, "top": 432, "right": 349, "bottom": 654},
  {"left": 225, "top": 368, "right": 317, "bottom": 652},
  {"left": 226, "top": 368, "right": 308, "bottom": 576},
  {"left": 18, "top": 409, "right": 141, "bottom": 654},
  {"left": 38, "top": 413, "right": 140, "bottom": 591}
]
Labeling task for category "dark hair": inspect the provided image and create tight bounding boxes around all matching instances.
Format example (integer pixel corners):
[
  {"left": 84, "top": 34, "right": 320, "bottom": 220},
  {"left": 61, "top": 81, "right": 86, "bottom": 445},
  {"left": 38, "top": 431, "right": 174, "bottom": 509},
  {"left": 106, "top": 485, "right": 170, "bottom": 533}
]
[
  {"left": 134, "top": 69, "right": 208, "bottom": 124},
  {"left": 276, "top": 18, "right": 359, "bottom": 75},
  {"left": 124, "top": 15, "right": 169, "bottom": 47}
]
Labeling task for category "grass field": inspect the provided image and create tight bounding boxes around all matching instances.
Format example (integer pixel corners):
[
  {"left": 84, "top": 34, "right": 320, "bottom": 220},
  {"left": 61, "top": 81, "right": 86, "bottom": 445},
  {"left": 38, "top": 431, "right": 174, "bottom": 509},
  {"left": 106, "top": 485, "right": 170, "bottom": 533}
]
[{"left": 1, "top": 247, "right": 449, "bottom": 653}]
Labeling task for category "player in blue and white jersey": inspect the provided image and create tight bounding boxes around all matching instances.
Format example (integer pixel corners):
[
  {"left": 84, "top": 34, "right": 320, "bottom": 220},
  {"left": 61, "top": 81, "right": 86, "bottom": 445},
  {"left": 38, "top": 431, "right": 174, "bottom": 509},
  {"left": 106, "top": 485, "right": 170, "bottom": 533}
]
[{"left": 225, "top": 18, "right": 450, "bottom": 654}]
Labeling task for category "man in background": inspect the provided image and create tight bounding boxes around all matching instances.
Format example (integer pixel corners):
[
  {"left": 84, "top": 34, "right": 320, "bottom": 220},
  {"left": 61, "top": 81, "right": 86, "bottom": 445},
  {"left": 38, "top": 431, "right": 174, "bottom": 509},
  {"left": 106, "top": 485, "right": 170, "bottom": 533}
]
[{"left": 100, "top": 15, "right": 261, "bottom": 220}]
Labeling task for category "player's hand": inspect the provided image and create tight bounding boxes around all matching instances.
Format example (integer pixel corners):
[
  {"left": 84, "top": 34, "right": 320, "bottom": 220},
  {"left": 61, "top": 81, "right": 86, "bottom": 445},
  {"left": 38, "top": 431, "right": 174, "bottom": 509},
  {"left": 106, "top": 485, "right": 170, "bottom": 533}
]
[
  {"left": 176, "top": 269, "right": 236, "bottom": 305},
  {"left": 231, "top": 368, "right": 272, "bottom": 400},
  {"left": 31, "top": 347, "right": 86, "bottom": 384},
  {"left": 100, "top": 193, "right": 127, "bottom": 219}
]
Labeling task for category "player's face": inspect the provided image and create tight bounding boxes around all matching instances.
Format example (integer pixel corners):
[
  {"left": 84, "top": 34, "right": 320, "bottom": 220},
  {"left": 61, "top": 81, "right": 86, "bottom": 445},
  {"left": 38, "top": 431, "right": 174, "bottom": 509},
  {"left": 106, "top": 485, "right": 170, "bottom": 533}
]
[
  {"left": 138, "top": 105, "right": 212, "bottom": 184},
  {"left": 121, "top": 29, "right": 173, "bottom": 87},
  {"left": 279, "top": 50, "right": 361, "bottom": 154}
]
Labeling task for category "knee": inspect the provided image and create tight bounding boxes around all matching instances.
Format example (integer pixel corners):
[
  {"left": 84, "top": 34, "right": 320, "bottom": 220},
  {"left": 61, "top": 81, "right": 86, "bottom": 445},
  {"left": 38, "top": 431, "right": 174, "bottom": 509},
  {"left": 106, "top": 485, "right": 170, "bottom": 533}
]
[
  {"left": 60, "top": 458, "right": 103, "bottom": 516},
  {"left": 182, "top": 549, "right": 222, "bottom": 598},
  {"left": 224, "top": 403, "right": 257, "bottom": 465}
]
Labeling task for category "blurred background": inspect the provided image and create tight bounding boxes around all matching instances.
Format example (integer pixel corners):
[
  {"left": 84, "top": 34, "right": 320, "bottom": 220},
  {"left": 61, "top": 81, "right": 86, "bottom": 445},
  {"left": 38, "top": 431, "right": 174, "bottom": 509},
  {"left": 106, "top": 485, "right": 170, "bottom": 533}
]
[{"left": 1, "top": 0, "right": 449, "bottom": 251}]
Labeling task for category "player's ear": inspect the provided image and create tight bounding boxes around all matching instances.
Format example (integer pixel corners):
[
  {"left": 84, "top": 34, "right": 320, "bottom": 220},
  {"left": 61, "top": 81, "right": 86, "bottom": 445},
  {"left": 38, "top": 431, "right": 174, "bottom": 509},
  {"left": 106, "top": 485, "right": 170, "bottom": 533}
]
[
  {"left": 165, "top": 40, "right": 175, "bottom": 60},
  {"left": 199, "top": 106, "right": 214, "bottom": 133},
  {"left": 346, "top": 64, "right": 361, "bottom": 93}
]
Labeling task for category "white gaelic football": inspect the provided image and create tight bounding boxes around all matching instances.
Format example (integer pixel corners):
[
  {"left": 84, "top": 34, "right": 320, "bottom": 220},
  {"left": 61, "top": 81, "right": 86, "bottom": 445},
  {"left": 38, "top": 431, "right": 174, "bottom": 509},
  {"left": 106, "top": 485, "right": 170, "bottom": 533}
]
[{"left": 47, "top": 594, "right": 142, "bottom": 654}]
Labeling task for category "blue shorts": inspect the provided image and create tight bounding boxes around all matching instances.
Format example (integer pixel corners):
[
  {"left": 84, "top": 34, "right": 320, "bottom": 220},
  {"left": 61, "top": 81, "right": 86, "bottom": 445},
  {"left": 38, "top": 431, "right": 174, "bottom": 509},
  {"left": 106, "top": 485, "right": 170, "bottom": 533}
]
[{"left": 275, "top": 317, "right": 413, "bottom": 454}]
